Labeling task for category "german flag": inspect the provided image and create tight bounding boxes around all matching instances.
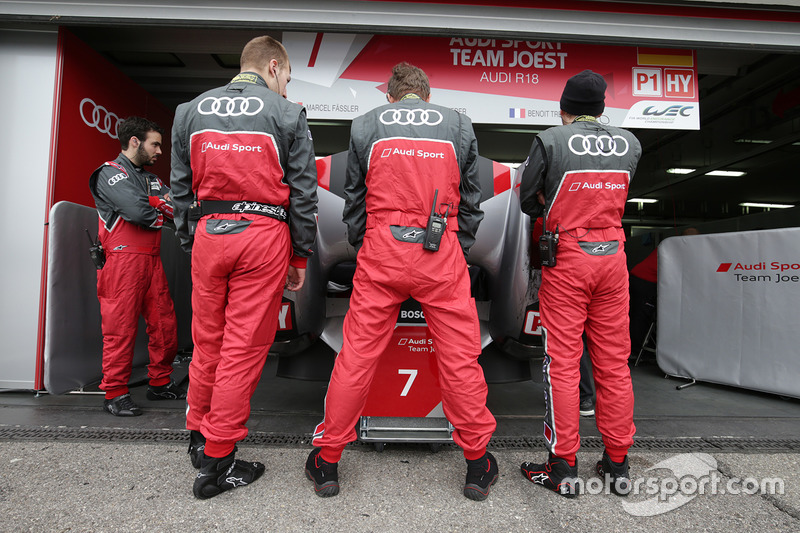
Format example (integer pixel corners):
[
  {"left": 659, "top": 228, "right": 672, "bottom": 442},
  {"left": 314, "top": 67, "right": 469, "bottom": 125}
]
[{"left": 637, "top": 48, "right": 694, "bottom": 67}]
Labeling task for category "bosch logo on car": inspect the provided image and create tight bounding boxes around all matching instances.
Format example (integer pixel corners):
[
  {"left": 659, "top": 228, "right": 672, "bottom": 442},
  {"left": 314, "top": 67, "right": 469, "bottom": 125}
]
[
  {"left": 400, "top": 310, "right": 426, "bottom": 320},
  {"left": 642, "top": 105, "right": 694, "bottom": 117},
  {"left": 107, "top": 173, "right": 127, "bottom": 186}
]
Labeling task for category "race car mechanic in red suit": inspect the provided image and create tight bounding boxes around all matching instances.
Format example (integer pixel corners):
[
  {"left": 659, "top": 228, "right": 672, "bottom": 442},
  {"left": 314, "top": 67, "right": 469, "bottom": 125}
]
[
  {"left": 306, "top": 63, "right": 498, "bottom": 501},
  {"left": 89, "top": 116, "right": 183, "bottom": 418},
  {"left": 518, "top": 70, "right": 642, "bottom": 498},
  {"left": 170, "top": 36, "right": 318, "bottom": 500}
]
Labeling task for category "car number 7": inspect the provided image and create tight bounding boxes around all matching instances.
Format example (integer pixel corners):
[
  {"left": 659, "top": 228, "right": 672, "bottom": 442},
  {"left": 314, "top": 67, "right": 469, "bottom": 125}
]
[{"left": 398, "top": 369, "right": 418, "bottom": 397}]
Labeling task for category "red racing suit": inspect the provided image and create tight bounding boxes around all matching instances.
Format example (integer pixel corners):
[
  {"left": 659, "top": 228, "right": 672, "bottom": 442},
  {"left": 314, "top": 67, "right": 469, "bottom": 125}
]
[
  {"left": 312, "top": 95, "right": 496, "bottom": 462},
  {"left": 170, "top": 72, "right": 318, "bottom": 457},
  {"left": 519, "top": 119, "right": 642, "bottom": 464},
  {"left": 89, "top": 154, "right": 178, "bottom": 398}
]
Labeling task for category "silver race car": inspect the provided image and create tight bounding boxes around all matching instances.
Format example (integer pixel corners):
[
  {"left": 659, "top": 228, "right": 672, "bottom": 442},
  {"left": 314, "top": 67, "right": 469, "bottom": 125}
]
[{"left": 271, "top": 153, "right": 543, "bottom": 386}]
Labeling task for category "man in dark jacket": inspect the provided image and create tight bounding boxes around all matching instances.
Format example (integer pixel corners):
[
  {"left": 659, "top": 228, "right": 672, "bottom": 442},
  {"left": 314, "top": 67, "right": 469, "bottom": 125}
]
[
  {"left": 171, "top": 35, "right": 318, "bottom": 499},
  {"left": 518, "top": 70, "right": 641, "bottom": 498},
  {"left": 89, "top": 116, "right": 184, "bottom": 418},
  {"left": 306, "top": 63, "right": 497, "bottom": 502}
]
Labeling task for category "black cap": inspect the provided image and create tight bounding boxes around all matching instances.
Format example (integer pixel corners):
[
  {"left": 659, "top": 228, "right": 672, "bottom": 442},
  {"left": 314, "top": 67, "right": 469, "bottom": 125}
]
[{"left": 559, "top": 70, "right": 606, "bottom": 116}]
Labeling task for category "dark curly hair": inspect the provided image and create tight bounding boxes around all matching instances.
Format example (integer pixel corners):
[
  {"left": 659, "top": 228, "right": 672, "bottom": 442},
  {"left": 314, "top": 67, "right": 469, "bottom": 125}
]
[{"left": 117, "top": 116, "right": 162, "bottom": 150}]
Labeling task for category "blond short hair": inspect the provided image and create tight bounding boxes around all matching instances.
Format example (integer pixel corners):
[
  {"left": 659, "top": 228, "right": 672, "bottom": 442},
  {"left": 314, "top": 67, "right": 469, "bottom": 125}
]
[{"left": 240, "top": 35, "right": 289, "bottom": 72}]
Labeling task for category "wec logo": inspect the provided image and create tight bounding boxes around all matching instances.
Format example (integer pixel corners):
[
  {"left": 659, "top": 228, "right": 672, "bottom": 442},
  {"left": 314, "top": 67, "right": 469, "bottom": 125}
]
[{"left": 642, "top": 105, "right": 694, "bottom": 117}]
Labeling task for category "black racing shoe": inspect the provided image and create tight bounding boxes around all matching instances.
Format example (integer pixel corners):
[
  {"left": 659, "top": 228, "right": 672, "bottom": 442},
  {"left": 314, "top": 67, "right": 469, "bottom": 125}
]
[
  {"left": 146, "top": 380, "right": 187, "bottom": 401},
  {"left": 596, "top": 452, "right": 632, "bottom": 496},
  {"left": 579, "top": 399, "right": 595, "bottom": 417},
  {"left": 103, "top": 393, "right": 142, "bottom": 417},
  {"left": 305, "top": 448, "right": 340, "bottom": 497},
  {"left": 193, "top": 452, "right": 265, "bottom": 500},
  {"left": 520, "top": 454, "right": 580, "bottom": 498},
  {"left": 463, "top": 451, "right": 499, "bottom": 501},
  {"left": 188, "top": 430, "right": 206, "bottom": 469},
  {"left": 188, "top": 432, "right": 238, "bottom": 470}
]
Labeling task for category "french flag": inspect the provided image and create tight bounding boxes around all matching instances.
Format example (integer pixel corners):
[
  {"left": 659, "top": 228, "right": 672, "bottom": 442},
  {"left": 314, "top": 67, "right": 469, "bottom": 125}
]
[{"left": 509, "top": 108, "right": 526, "bottom": 118}]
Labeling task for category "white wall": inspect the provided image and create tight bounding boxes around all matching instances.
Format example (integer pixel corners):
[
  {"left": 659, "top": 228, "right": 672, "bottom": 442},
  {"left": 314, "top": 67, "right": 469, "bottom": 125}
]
[{"left": 0, "top": 29, "right": 58, "bottom": 389}]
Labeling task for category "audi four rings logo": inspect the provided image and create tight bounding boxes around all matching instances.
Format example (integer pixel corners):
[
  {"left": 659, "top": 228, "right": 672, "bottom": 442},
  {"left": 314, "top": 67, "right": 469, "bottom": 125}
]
[
  {"left": 379, "top": 109, "right": 443, "bottom": 126},
  {"left": 80, "top": 98, "right": 122, "bottom": 139},
  {"left": 198, "top": 96, "right": 264, "bottom": 117},
  {"left": 107, "top": 173, "right": 127, "bottom": 186},
  {"left": 568, "top": 134, "right": 630, "bottom": 157}
]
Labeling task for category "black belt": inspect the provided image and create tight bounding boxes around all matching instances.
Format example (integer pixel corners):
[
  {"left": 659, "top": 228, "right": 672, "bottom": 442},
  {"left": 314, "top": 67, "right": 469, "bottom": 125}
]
[{"left": 196, "top": 200, "right": 288, "bottom": 223}]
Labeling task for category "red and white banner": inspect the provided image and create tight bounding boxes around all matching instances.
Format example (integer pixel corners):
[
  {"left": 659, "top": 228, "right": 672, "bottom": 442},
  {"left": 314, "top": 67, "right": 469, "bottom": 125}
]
[
  {"left": 283, "top": 32, "right": 698, "bottom": 130},
  {"left": 52, "top": 28, "right": 174, "bottom": 208},
  {"left": 38, "top": 28, "right": 175, "bottom": 388}
]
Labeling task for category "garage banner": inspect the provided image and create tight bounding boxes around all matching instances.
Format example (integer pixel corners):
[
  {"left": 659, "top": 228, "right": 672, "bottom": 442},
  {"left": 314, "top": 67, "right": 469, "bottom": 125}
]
[
  {"left": 657, "top": 228, "right": 800, "bottom": 399},
  {"left": 53, "top": 28, "right": 174, "bottom": 208},
  {"left": 283, "top": 32, "right": 698, "bottom": 129}
]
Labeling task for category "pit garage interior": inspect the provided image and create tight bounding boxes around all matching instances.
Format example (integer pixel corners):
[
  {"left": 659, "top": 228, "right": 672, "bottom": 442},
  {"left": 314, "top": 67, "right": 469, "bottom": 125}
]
[
  {"left": 1, "top": 1, "right": 800, "bottom": 449},
  {"left": 67, "top": 18, "right": 800, "bottom": 236},
  {"left": 62, "top": 22, "right": 800, "bottom": 265}
]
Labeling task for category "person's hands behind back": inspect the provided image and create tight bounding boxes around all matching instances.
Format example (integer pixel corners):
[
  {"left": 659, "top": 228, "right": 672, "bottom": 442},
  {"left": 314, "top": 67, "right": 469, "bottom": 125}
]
[{"left": 285, "top": 266, "right": 306, "bottom": 292}]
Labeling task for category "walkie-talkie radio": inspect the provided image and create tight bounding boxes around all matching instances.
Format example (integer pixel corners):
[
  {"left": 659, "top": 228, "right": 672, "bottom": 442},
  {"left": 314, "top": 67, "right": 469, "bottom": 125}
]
[
  {"left": 423, "top": 189, "right": 447, "bottom": 252},
  {"left": 539, "top": 209, "right": 558, "bottom": 267},
  {"left": 539, "top": 231, "right": 558, "bottom": 267},
  {"left": 86, "top": 229, "right": 105, "bottom": 270},
  {"left": 188, "top": 200, "right": 202, "bottom": 236}
]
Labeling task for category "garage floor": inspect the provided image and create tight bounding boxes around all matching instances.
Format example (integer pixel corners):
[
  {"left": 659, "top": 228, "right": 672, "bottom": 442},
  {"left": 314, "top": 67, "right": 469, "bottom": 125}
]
[{"left": 1, "top": 355, "right": 799, "bottom": 448}]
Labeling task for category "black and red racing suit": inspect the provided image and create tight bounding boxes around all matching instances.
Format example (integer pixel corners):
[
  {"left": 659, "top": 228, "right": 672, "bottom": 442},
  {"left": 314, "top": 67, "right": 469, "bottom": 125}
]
[
  {"left": 312, "top": 95, "right": 496, "bottom": 463},
  {"left": 520, "top": 118, "right": 642, "bottom": 465},
  {"left": 170, "top": 72, "right": 318, "bottom": 458},
  {"left": 89, "top": 153, "right": 178, "bottom": 399}
]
